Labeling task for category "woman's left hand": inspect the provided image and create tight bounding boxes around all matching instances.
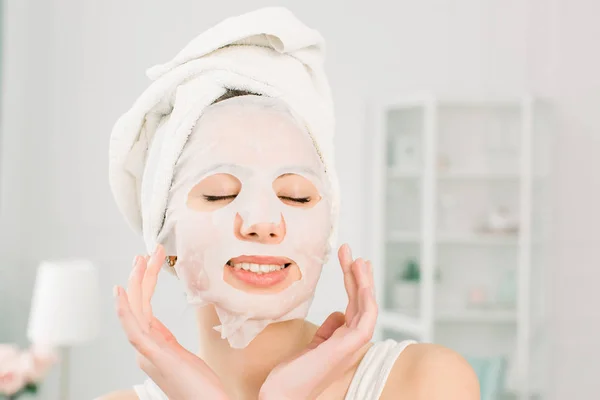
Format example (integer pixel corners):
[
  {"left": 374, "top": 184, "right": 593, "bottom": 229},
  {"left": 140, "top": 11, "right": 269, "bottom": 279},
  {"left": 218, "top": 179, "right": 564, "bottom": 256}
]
[{"left": 259, "top": 244, "right": 378, "bottom": 400}]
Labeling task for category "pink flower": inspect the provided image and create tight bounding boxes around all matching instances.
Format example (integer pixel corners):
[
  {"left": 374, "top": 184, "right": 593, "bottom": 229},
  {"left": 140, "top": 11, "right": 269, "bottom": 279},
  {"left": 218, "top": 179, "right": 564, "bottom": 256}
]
[
  {"left": 0, "top": 343, "right": 57, "bottom": 395},
  {"left": 22, "top": 345, "right": 58, "bottom": 382},
  {"left": 0, "top": 344, "right": 19, "bottom": 364},
  {"left": 0, "top": 344, "right": 27, "bottom": 396}
]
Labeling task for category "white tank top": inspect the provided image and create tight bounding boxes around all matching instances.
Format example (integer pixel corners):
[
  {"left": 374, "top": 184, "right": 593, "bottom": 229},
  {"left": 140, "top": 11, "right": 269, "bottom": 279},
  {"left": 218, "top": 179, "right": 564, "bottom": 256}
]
[{"left": 133, "top": 339, "right": 415, "bottom": 400}]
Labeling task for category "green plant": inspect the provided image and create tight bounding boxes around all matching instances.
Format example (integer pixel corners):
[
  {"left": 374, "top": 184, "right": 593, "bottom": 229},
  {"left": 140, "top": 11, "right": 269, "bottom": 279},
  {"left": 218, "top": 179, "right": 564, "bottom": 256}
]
[
  {"left": 397, "top": 259, "right": 442, "bottom": 282},
  {"left": 399, "top": 259, "right": 420, "bottom": 282},
  {"left": 3, "top": 383, "right": 38, "bottom": 400}
]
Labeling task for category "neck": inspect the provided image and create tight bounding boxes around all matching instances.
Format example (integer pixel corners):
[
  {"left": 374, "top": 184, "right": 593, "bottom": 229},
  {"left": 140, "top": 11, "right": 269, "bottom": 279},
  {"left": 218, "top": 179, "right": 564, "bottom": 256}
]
[{"left": 196, "top": 305, "right": 317, "bottom": 399}]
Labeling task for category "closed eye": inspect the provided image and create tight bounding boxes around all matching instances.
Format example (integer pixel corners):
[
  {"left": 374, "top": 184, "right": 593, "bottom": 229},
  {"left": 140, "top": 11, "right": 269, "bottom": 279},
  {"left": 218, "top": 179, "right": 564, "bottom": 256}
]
[
  {"left": 203, "top": 194, "right": 237, "bottom": 202},
  {"left": 279, "top": 196, "right": 311, "bottom": 204}
]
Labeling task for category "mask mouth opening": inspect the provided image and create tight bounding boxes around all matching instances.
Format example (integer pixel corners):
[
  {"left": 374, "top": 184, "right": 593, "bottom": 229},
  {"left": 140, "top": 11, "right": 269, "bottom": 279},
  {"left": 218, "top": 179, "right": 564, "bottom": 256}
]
[
  {"left": 225, "top": 255, "right": 293, "bottom": 274},
  {"left": 223, "top": 255, "right": 300, "bottom": 292}
]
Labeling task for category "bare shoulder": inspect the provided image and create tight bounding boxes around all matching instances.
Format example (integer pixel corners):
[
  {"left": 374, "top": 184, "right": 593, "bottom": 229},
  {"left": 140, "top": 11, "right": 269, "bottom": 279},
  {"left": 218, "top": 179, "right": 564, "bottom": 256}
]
[
  {"left": 380, "top": 343, "right": 480, "bottom": 400},
  {"left": 94, "top": 389, "right": 139, "bottom": 400}
]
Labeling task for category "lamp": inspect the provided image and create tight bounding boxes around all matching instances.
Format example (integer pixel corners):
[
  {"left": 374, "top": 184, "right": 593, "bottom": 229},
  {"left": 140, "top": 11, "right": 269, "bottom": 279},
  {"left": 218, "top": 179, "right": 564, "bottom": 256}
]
[{"left": 27, "top": 259, "right": 100, "bottom": 400}]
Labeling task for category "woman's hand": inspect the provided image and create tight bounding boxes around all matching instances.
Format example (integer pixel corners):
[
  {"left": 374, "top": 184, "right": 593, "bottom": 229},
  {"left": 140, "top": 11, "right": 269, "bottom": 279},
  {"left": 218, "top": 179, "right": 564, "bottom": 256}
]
[
  {"left": 114, "top": 245, "right": 229, "bottom": 400},
  {"left": 259, "top": 244, "right": 378, "bottom": 400}
]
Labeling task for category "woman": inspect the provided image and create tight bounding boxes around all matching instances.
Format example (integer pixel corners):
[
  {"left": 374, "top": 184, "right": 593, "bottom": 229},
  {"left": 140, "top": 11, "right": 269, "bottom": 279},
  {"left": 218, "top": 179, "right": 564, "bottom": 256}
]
[{"left": 100, "top": 7, "right": 479, "bottom": 400}]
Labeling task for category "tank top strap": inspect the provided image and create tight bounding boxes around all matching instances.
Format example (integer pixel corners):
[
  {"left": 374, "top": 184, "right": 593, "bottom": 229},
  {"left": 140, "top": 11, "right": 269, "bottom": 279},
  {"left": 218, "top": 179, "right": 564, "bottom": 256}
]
[
  {"left": 133, "top": 378, "right": 168, "bottom": 400},
  {"left": 344, "top": 339, "right": 416, "bottom": 400}
]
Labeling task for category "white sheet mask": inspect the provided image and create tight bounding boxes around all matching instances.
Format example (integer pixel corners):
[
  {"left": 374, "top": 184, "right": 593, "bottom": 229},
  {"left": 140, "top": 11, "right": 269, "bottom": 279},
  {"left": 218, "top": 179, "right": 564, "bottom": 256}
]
[{"left": 164, "top": 95, "right": 333, "bottom": 348}]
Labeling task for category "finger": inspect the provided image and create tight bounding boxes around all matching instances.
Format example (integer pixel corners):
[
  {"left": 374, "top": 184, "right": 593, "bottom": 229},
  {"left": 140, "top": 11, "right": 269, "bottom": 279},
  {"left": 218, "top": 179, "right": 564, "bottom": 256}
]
[
  {"left": 347, "top": 258, "right": 369, "bottom": 322},
  {"left": 142, "top": 245, "right": 165, "bottom": 323},
  {"left": 366, "top": 260, "right": 376, "bottom": 297},
  {"left": 127, "top": 256, "right": 147, "bottom": 327},
  {"left": 339, "top": 244, "right": 359, "bottom": 323},
  {"left": 115, "top": 286, "right": 162, "bottom": 361},
  {"left": 338, "top": 244, "right": 357, "bottom": 301},
  {"left": 350, "top": 262, "right": 378, "bottom": 334},
  {"left": 291, "top": 319, "right": 364, "bottom": 376},
  {"left": 306, "top": 312, "right": 346, "bottom": 351},
  {"left": 347, "top": 258, "right": 372, "bottom": 326},
  {"left": 338, "top": 244, "right": 353, "bottom": 273},
  {"left": 352, "top": 258, "right": 370, "bottom": 290},
  {"left": 354, "top": 288, "right": 378, "bottom": 341}
]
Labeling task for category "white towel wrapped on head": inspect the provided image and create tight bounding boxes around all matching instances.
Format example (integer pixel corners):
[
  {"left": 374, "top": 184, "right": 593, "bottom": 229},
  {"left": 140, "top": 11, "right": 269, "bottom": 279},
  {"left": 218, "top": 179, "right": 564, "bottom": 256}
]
[{"left": 108, "top": 7, "right": 339, "bottom": 259}]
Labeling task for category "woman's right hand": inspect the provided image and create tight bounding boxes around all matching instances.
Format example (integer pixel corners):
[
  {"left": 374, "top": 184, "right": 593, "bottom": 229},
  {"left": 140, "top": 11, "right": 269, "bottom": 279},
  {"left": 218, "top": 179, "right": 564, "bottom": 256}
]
[{"left": 114, "top": 245, "right": 229, "bottom": 400}]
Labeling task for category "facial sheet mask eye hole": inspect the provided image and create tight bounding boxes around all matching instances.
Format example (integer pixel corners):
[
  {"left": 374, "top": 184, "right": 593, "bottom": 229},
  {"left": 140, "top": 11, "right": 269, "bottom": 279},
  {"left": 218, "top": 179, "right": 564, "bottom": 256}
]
[
  {"left": 187, "top": 173, "right": 242, "bottom": 211},
  {"left": 272, "top": 173, "right": 321, "bottom": 209}
]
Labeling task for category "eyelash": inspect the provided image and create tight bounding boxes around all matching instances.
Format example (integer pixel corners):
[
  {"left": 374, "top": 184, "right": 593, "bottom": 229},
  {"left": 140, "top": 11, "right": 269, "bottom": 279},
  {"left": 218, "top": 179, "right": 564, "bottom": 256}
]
[
  {"left": 203, "top": 195, "right": 237, "bottom": 202},
  {"left": 202, "top": 195, "right": 311, "bottom": 203},
  {"left": 279, "top": 196, "right": 311, "bottom": 204}
]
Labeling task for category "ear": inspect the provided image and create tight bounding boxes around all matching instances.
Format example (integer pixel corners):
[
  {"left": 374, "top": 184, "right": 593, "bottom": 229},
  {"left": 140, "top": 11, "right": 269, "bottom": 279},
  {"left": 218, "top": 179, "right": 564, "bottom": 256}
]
[{"left": 161, "top": 228, "right": 179, "bottom": 277}]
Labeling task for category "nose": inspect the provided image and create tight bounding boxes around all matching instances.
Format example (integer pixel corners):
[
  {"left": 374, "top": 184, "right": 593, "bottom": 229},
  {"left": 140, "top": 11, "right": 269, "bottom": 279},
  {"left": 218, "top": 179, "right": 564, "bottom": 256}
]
[{"left": 235, "top": 213, "right": 286, "bottom": 244}]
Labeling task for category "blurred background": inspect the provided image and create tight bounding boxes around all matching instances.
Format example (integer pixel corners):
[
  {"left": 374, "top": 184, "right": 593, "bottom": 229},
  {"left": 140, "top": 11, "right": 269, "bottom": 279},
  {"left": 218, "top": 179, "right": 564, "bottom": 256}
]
[{"left": 0, "top": 0, "right": 598, "bottom": 399}]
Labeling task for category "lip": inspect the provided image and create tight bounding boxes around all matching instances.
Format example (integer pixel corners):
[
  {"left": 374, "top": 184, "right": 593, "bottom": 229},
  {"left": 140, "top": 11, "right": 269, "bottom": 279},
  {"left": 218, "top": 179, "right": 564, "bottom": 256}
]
[
  {"left": 225, "top": 255, "right": 295, "bottom": 288},
  {"left": 226, "top": 265, "right": 291, "bottom": 288}
]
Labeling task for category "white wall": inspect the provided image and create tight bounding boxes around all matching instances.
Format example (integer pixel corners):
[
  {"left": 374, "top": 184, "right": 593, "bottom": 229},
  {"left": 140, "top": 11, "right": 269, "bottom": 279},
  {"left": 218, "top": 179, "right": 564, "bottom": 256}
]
[
  {"left": 534, "top": 1, "right": 600, "bottom": 398},
  {"left": 0, "top": 0, "right": 57, "bottom": 339},
  {"left": 2, "top": 0, "right": 597, "bottom": 399}
]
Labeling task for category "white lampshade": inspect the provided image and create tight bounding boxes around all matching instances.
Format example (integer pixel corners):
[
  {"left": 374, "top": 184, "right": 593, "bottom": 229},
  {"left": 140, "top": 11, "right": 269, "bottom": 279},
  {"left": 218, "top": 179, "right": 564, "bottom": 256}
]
[{"left": 27, "top": 259, "right": 100, "bottom": 347}]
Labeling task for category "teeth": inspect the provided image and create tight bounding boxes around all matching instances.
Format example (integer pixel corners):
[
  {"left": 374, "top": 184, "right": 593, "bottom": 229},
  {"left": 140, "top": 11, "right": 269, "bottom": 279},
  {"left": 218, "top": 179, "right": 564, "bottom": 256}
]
[{"left": 230, "top": 262, "right": 286, "bottom": 273}]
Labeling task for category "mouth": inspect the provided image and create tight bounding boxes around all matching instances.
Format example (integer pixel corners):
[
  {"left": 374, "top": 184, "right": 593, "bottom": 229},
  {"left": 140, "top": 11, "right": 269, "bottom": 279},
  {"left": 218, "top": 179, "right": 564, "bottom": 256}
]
[
  {"left": 224, "top": 255, "right": 295, "bottom": 289},
  {"left": 226, "top": 255, "right": 292, "bottom": 273}
]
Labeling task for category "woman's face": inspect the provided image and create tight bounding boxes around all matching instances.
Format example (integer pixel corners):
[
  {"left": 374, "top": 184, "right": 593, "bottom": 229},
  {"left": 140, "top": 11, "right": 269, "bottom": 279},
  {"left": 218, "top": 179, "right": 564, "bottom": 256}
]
[
  {"left": 186, "top": 172, "right": 321, "bottom": 294},
  {"left": 172, "top": 99, "right": 331, "bottom": 301}
]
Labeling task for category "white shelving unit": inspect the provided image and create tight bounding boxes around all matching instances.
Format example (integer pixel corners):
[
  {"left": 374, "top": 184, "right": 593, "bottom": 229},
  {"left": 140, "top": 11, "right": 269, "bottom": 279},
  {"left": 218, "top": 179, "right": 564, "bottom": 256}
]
[{"left": 368, "top": 93, "right": 551, "bottom": 400}]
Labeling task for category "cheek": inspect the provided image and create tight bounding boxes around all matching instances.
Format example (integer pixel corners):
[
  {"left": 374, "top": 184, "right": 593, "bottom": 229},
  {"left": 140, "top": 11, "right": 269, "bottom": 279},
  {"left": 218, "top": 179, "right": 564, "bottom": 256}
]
[
  {"left": 284, "top": 204, "right": 331, "bottom": 252},
  {"left": 176, "top": 211, "right": 224, "bottom": 250}
]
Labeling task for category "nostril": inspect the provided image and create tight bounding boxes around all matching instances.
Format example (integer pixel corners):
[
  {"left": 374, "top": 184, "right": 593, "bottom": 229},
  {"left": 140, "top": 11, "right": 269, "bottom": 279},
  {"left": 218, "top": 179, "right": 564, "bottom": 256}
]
[{"left": 269, "top": 233, "right": 276, "bottom": 238}]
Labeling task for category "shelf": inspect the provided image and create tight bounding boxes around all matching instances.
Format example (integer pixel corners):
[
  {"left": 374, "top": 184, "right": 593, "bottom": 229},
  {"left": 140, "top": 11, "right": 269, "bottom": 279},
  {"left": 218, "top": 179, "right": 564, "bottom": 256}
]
[
  {"left": 389, "top": 231, "right": 519, "bottom": 246},
  {"left": 437, "top": 309, "right": 517, "bottom": 323},
  {"left": 378, "top": 310, "right": 424, "bottom": 337},
  {"left": 374, "top": 94, "right": 546, "bottom": 398},
  {"left": 381, "top": 309, "right": 517, "bottom": 325}
]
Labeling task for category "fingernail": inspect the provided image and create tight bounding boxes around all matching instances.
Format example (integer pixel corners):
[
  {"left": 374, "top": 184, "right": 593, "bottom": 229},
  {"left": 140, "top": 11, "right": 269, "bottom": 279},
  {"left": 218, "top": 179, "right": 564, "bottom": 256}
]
[
  {"left": 132, "top": 255, "right": 139, "bottom": 267},
  {"left": 113, "top": 286, "right": 119, "bottom": 298},
  {"left": 345, "top": 244, "right": 353, "bottom": 260}
]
